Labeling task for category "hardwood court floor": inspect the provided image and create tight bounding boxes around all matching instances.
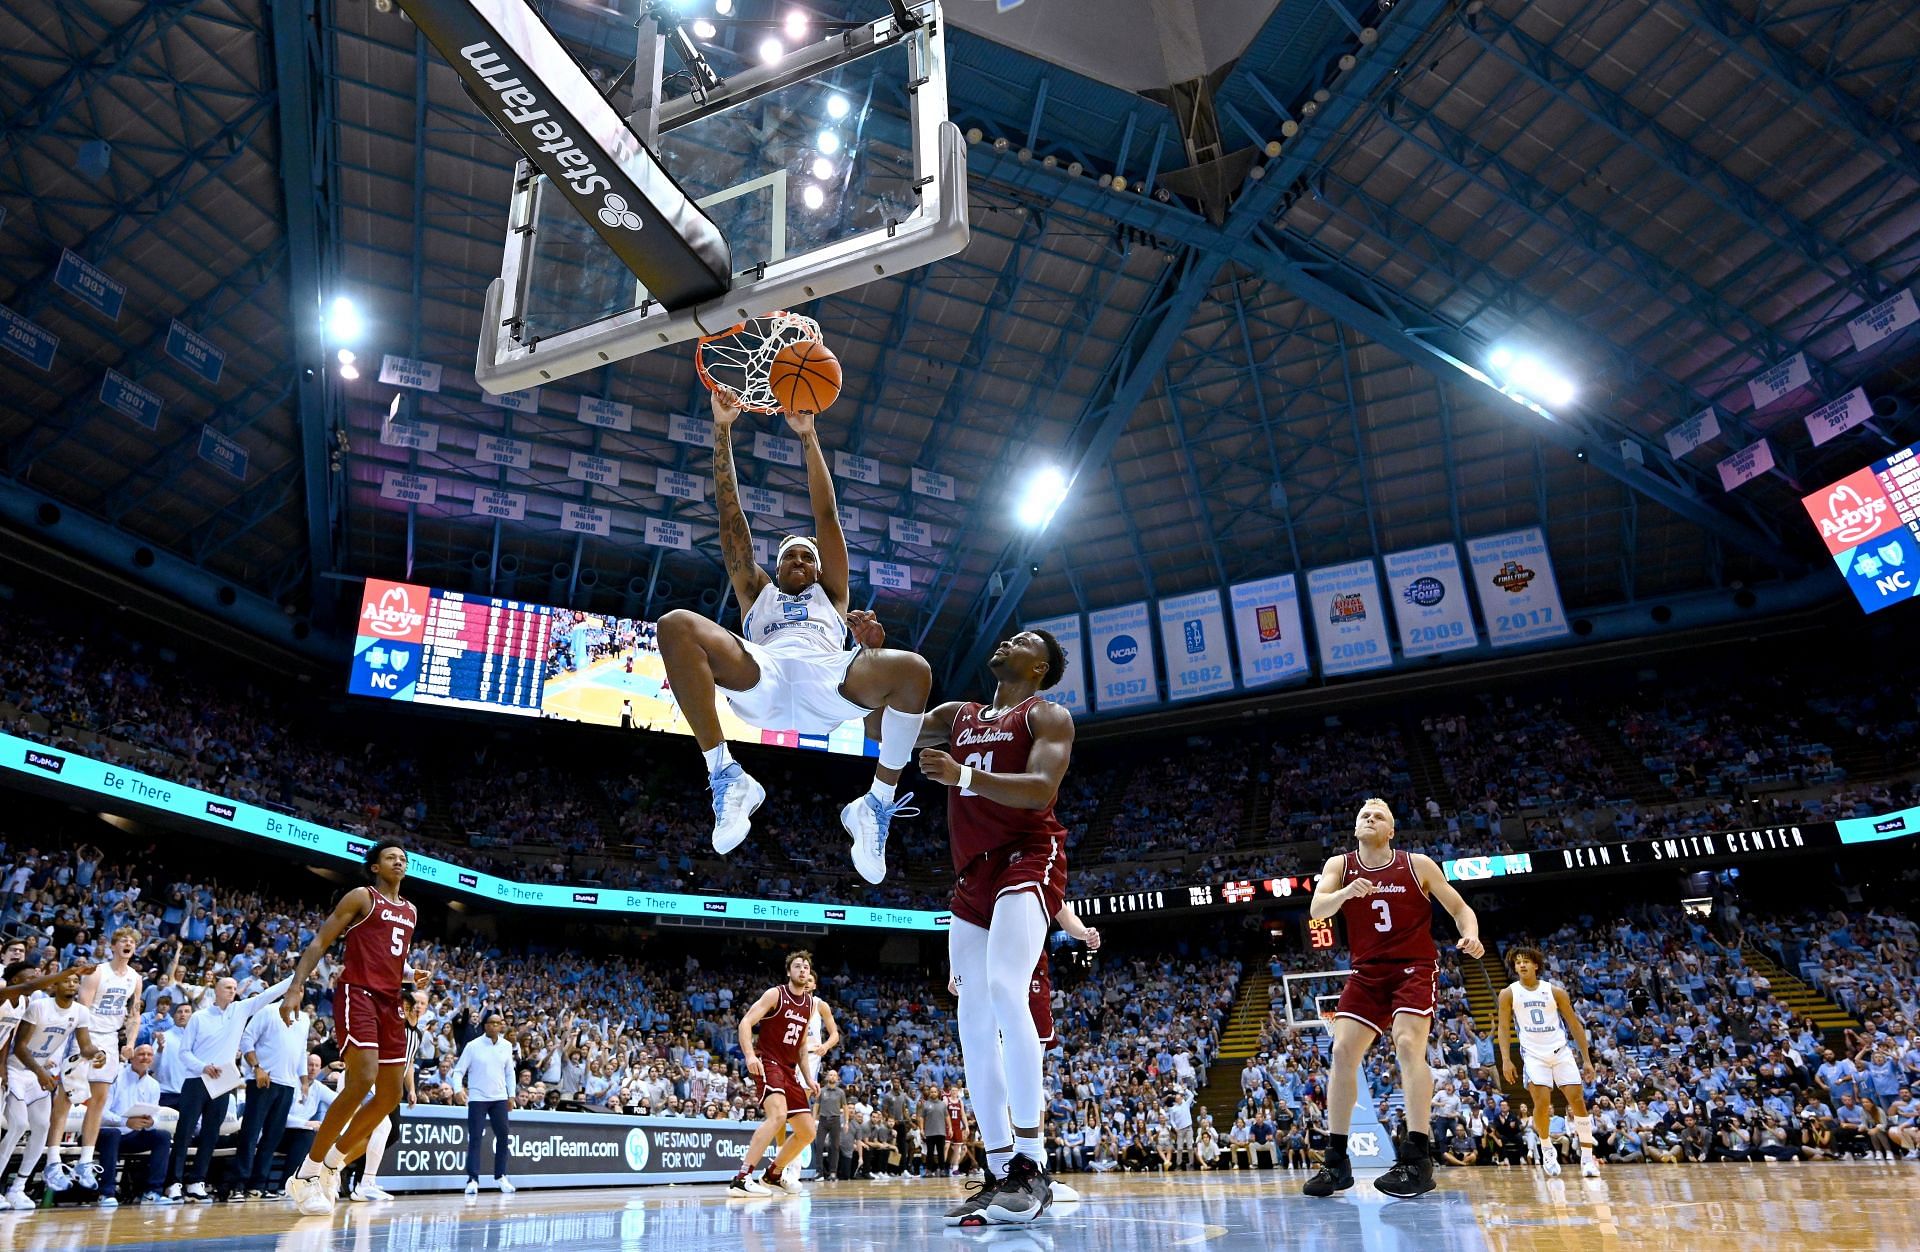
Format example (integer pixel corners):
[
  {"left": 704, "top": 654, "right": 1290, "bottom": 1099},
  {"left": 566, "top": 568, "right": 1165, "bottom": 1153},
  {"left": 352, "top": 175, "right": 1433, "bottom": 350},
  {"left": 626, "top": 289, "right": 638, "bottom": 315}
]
[{"left": 2, "top": 1163, "right": 1915, "bottom": 1252}]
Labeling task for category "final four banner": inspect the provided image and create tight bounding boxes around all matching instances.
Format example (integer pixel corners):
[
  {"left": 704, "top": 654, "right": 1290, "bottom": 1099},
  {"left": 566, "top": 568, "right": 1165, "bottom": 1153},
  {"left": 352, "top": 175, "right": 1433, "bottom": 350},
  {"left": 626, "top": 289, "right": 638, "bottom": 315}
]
[
  {"left": 1466, "top": 527, "right": 1571, "bottom": 646},
  {"left": 1306, "top": 560, "right": 1393, "bottom": 677},
  {"left": 1383, "top": 543, "right": 1477, "bottom": 658},
  {"left": 1229, "top": 574, "right": 1310, "bottom": 689},
  {"left": 1023, "top": 614, "right": 1086, "bottom": 715},
  {"left": 1157, "top": 589, "right": 1234, "bottom": 702},
  {"left": 1087, "top": 602, "right": 1159, "bottom": 712}
]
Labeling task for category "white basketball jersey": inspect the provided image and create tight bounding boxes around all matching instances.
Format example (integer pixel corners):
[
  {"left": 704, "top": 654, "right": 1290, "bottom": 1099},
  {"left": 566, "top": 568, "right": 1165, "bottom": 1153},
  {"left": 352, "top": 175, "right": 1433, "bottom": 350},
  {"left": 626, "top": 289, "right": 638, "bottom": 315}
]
[
  {"left": 0, "top": 996, "right": 24, "bottom": 1060},
  {"left": 742, "top": 580, "right": 847, "bottom": 657},
  {"left": 9, "top": 997, "right": 85, "bottom": 1078},
  {"left": 805, "top": 1001, "right": 825, "bottom": 1080},
  {"left": 89, "top": 964, "right": 139, "bottom": 1034},
  {"left": 1509, "top": 980, "right": 1570, "bottom": 1057}
]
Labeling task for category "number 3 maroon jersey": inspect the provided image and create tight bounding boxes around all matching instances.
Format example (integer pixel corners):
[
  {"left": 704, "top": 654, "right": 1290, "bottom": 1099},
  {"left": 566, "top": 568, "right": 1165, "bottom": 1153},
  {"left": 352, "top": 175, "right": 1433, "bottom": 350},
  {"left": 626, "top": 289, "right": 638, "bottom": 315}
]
[
  {"left": 756, "top": 985, "right": 814, "bottom": 1068},
  {"left": 946, "top": 698, "right": 1070, "bottom": 870},
  {"left": 338, "top": 885, "right": 418, "bottom": 994},
  {"left": 1337, "top": 849, "right": 1437, "bottom": 964}
]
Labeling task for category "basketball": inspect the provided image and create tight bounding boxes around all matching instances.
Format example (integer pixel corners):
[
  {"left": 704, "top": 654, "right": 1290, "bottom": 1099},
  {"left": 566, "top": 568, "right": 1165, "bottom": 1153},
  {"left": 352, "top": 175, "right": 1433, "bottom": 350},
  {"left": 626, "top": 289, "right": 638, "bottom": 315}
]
[{"left": 768, "top": 340, "right": 842, "bottom": 415}]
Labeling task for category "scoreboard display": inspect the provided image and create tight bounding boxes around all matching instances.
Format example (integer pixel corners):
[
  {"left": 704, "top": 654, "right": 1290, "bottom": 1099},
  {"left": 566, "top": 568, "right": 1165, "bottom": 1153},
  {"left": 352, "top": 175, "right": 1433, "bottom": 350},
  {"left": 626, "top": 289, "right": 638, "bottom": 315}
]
[
  {"left": 1803, "top": 439, "right": 1920, "bottom": 614},
  {"left": 351, "top": 579, "right": 550, "bottom": 716}
]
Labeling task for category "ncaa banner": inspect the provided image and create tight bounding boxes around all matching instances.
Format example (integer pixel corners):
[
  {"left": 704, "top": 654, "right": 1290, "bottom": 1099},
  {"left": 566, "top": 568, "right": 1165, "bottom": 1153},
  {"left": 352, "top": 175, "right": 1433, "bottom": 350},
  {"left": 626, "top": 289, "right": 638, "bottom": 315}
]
[
  {"left": 1306, "top": 560, "right": 1393, "bottom": 676},
  {"left": 1466, "top": 527, "right": 1571, "bottom": 646},
  {"left": 1024, "top": 614, "right": 1087, "bottom": 715},
  {"left": 1384, "top": 543, "right": 1477, "bottom": 658},
  {"left": 1088, "top": 602, "right": 1159, "bottom": 712},
  {"left": 1157, "top": 588, "right": 1234, "bottom": 701},
  {"left": 1229, "top": 574, "right": 1309, "bottom": 689},
  {"left": 1847, "top": 289, "right": 1919, "bottom": 353}
]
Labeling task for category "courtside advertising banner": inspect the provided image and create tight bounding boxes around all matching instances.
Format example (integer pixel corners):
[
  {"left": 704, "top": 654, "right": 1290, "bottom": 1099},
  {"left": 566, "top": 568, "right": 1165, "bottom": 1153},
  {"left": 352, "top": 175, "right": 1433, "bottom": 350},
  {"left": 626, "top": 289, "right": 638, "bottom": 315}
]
[
  {"left": 1306, "top": 560, "right": 1392, "bottom": 676},
  {"left": 1157, "top": 588, "right": 1234, "bottom": 701},
  {"left": 1466, "top": 527, "right": 1571, "bottom": 646},
  {"left": 1024, "top": 613, "right": 1087, "bottom": 715},
  {"left": 1383, "top": 542, "right": 1478, "bottom": 658},
  {"left": 1087, "top": 602, "right": 1159, "bottom": 711},
  {"left": 1229, "top": 574, "right": 1310, "bottom": 689}
]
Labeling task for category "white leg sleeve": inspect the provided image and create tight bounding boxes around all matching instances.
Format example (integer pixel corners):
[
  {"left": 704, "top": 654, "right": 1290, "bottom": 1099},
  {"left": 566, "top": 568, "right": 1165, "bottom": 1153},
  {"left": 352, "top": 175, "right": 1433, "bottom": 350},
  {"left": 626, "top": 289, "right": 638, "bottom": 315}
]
[
  {"left": 364, "top": 1116, "right": 393, "bottom": 1183},
  {"left": 986, "top": 891, "right": 1049, "bottom": 1132},
  {"left": 950, "top": 917, "right": 1009, "bottom": 1150},
  {"left": 12, "top": 1098, "right": 50, "bottom": 1182},
  {"left": 0, "top": 1095, "right": 30, "bottom": 1185}
]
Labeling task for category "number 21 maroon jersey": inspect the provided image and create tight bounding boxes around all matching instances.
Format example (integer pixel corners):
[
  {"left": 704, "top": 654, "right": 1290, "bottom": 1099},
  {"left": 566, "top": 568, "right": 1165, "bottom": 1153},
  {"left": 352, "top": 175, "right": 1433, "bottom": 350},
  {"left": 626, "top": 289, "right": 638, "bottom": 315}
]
[{"left": 946, "top": 697, "right": 1070, "bottom": 870}]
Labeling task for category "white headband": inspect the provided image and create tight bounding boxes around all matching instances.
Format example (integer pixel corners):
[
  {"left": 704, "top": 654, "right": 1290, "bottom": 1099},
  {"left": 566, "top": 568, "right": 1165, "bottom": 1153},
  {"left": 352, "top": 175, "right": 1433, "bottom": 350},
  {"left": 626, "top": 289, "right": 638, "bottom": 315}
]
[{"left": 777, "top": 535, "right": 820, "bottom": 562}]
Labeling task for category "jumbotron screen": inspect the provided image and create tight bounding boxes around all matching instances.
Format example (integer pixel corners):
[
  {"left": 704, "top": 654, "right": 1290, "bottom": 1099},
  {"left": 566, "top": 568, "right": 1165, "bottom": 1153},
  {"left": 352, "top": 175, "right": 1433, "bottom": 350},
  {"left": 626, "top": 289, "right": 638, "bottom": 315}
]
[
  {"left": 348, "top": 579, "right": 875, "bottom": 756},
  {"left": 1802, "top": 439, "right": 1920, "bottom": 614}
]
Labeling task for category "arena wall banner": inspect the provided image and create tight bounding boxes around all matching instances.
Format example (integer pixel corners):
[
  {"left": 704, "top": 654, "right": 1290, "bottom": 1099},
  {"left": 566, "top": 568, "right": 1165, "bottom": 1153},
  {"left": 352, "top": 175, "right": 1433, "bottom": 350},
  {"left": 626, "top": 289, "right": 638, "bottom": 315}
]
[
  {"left": 1156, "top": 588, "right": 1235, "bottom": 702},
  {"left": 1228, "top": 573, "right": 1310, "bottom": 689},
  {"left": 1382, "top": 542, "right": 1478, "bottom": 658},
  {"left": 1023, "top": 613, "right": 1087, "bottom": 715},
  {"left": 383, "top": 1105, "right": 808, "bottom": 1192},
  {"left": 1087, "top": 601, "right": 1160, "bottom": 712},
  {"left": 1305, "top": 559, "right": 1393, "bottom": 676},
  {"left": 0, "top": 732, "right": 949, "bottom": 933},
  {"left": 1465, "top": 527, "right": 1571, "bottom": 646}
]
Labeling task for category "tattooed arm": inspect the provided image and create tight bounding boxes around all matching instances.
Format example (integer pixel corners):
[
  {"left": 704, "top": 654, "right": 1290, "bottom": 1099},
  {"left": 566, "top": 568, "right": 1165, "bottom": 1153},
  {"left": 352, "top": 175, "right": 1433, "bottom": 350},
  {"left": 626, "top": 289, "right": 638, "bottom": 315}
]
[{"left": 712, "top": 390, "right": 772, "bottom": 617}]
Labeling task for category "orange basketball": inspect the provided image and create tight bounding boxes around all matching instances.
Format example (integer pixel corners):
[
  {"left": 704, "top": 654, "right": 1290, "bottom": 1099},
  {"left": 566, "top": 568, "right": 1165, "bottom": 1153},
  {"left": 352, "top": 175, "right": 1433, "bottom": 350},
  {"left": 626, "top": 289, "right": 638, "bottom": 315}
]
[{"left": 769, "top": 340, "right": 842, "bottom": 415}]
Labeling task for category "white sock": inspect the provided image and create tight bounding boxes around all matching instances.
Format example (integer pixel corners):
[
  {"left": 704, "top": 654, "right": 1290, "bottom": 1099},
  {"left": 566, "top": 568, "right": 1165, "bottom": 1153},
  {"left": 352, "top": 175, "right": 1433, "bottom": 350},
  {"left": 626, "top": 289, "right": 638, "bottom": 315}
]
[
  {"left": 296, "top": 1156, "right": 322, "bottom": 1178},
  {"left": 876, "top": 707, "right": 923, "bottom": 772},
  {"left": 868, "top": 778, "right": 897, "bottom": 803},
  {"left": 1015, "top": 1133, "right": 1046, "bottom": 1168},
  {"left": 77, "top": 1146, "right": 93, "bottom": 1165},
  {"left": 703, "top": 743, "right": 733, "bottom": 774},
  {"left": 986, "top": 1146, "right": 1015, "bottom": 1178},
  {"left": 324, "top": 1146, "right": 346, "bottom": 1170}
]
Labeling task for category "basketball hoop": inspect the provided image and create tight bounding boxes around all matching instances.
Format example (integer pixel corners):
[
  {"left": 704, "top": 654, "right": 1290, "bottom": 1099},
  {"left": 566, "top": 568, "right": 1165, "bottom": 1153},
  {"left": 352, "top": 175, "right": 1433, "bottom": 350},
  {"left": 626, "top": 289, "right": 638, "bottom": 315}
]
[{"left": 695, "top": 311, "right": 823, "bottom": 413}]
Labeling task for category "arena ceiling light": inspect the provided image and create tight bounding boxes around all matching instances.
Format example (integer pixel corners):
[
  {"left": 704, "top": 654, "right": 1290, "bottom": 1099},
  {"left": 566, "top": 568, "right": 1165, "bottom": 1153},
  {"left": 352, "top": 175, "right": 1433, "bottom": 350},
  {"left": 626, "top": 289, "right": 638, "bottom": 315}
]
[
  {"left": 691, "top": 19, "right": 717, "bottom": 38},
  {"left": 1487, "top": 346, "right": 1575, "bottom": 409},
  {"left": 326, "top": 296, "right": 363, "bottom": 343},
  {"left": 1016, "top": 465, "right": 1069, "bottom": 528},
  {"left": 758, "top": 37, "right": 784, "bottom": 64},
  {"left": 714, "top": 0, "right": 734, "bottom": 13},
  {"left": 784, "top": 10, "right": 808, "bottom": 39},
  {"left": 827, "top": 94, "right": 851, "bottom": 119}
]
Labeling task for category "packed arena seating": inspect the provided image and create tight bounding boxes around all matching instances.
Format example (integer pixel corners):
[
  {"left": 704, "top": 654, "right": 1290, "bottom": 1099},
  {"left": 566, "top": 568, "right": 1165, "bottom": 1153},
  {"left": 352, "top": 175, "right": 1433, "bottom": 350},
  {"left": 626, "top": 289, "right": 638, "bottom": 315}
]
[{"left": 1609, "top": 678, "right": 1846, "bottom": 799}]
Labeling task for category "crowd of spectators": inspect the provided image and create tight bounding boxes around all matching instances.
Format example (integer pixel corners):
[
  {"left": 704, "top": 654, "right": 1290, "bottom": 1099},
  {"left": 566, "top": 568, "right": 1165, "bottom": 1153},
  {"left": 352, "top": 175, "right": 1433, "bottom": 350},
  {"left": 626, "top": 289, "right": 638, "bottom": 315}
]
[{"left": 1609, "top": 678, "right": 1845, "bottom": 799}]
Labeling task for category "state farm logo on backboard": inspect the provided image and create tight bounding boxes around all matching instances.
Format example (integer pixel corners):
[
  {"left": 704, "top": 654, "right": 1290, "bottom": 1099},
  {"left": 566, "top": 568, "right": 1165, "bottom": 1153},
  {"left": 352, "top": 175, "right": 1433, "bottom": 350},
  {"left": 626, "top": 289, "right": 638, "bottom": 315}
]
[
  {"left": 360, "top": 579, "right": 428, "bottom": 644},
  {"left": 1805, "top": 467, "right": 1893, "bottom": 556}
]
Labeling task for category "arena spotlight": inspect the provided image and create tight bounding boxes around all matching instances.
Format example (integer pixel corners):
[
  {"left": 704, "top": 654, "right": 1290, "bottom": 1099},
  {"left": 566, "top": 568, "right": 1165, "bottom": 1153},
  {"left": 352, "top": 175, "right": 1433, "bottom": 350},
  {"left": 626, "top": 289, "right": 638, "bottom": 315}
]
[
  {"left": 336, "top": 348, "right": 356, "bottom": 365},
  {"left": 811, "top": 156, "right": 835, "bottom": 180},
  {"left": 339, "top": 362, "right": 360, "bottom": 381},
  {"left": 691, "top": 19, "right": 717, "bottom": 38},
  {"left": 1016, "top": 465, "right": 1069, "bottom": 528},
  {"left": 326, "top": 295, "right": 363, "bottom": 342},
  {"left": 801, "top": 184, "right": 826, "bottom": 210},
  {"left": 758, "top": 37, "right": 783, "bottom": 64},
  {"left": 816, "top": 129, "right": 842, "bottom": 155},
  {"left": 1489, "top": 347, "right": 1576, "bottom": 408},
  {"left": 784, "top": 9, "right": 808, "bottom": 39},
  {"left": 715, "top": 0, "right": 734, "bottom": 13},
  {"left": 827, "top": 94, "right": 851, "bottom": 119}
]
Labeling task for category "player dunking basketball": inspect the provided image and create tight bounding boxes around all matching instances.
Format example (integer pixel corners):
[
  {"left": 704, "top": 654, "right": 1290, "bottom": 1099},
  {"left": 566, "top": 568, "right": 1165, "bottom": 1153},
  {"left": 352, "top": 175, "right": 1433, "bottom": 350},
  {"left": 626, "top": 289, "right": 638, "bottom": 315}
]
[
  {"left": 1498, "top": 946, "right": 1601, "bottom": 1178},
  {"left": 657, "top": 391, "right": 931, "bottom": 883},
  {"left": 1306, "top": 798, "right": 1482, "bottom": 1199},
  {"left": 917, "top": 628, "right": 1073, "bottom": 1226},
  {"left": 731, "top": 951, "right": 840, "bottom": 1196},
  {"left": 278, "top": 840, "right": 430, "bottom": 1215}
]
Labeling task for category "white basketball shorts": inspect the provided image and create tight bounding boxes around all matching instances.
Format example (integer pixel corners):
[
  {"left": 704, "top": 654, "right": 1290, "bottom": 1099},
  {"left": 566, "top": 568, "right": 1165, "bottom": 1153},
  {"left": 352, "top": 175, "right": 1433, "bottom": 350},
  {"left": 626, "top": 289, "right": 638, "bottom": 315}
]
[{"left": 717, "top": 638, "right": 868, "bottom": 736}]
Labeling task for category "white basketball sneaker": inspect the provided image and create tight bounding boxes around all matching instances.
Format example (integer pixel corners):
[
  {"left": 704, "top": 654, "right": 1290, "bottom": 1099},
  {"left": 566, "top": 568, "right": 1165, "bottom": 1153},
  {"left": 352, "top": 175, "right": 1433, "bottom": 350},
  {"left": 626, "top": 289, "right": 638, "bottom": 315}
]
[
  {"left": 1543, "top": 1145, "right": 1562, "bottom": 1178},
  {"left": 1580, "top": 1148, "right": 1600, "bottom": 1178},
  {"left": 844, "top": 790, "right": 918, "bottom": 884},
  {"left": 709, "top": 763, "right": 766, "bottom": 854},
  {"left": 43, "top": 1160, "right": 73, "bottom": 1192}
]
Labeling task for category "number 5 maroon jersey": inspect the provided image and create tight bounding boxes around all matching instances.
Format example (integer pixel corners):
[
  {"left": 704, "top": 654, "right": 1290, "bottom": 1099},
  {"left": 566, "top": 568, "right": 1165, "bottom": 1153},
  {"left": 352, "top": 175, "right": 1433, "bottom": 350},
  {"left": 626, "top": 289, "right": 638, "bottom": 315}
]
[
  {"left": 947, "top": 698, "right": 1070, "bottom": 872},
  {"left": 1337, "top": 849, "right": 1437, "bottom": 964},
  {"left": 338, "top": 885, "right": 418, "bottom": 994}
]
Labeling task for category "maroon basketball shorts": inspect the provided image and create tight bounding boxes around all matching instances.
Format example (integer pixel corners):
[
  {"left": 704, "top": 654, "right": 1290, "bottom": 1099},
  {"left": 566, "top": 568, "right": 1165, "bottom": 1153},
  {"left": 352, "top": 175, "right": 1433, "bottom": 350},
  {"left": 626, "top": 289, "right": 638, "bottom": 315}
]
[
  {"left": 951, "top": 835, "right": 1066, "bottom": 930},
  {"left": 1333, "top": 960, "right": 1438, "bottom": 1036}
]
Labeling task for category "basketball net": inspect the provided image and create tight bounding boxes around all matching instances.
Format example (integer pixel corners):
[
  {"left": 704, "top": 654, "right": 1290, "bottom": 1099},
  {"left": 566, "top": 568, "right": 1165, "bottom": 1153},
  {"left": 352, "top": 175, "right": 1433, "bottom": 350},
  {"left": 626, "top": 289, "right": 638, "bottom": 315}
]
[{"left": 695, "top": 311, "right": 823, "bottom": 414}]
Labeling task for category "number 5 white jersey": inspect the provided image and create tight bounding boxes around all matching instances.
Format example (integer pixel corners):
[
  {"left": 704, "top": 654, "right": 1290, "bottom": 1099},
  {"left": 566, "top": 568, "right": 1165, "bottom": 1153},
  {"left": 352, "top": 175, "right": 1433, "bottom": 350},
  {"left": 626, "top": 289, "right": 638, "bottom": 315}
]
[{"left": 1508, "top": 980, "right": 1570, "bottom": 1058}]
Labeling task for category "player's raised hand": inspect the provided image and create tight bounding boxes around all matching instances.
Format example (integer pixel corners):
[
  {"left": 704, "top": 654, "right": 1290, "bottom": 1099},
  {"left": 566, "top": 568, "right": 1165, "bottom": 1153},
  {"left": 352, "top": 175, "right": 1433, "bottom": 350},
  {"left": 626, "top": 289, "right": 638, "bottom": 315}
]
[
  {"left": 1455, "top": 934, "right": 1485, "bottom": 959},
  {"left": 1345, "top": 877, "right": 1378, "bottom": 899},
  {"left": 709, "top": 389, "right": 745, "bottom": 427},
  {"left": 918, "top": 748, "right": 963, "bottom": 786},
  {"left": 847, "top": 609, "right": 885, "bottom": 650},
  {"left": 782, "top": 406, "right": 817, "bottom": 437}
]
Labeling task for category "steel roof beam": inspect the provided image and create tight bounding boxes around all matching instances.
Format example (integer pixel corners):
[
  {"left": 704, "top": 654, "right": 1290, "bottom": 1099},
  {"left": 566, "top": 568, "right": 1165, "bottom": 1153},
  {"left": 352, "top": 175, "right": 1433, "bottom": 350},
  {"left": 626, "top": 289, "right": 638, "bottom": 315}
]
[{"left": 0, "top": 0, "right": 202, "bottom": 166}]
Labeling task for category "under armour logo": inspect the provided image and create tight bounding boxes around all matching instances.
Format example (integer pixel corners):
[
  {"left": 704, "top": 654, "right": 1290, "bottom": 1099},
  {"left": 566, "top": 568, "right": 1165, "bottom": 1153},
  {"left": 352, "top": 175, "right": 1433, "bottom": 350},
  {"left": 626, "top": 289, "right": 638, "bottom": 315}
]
[
  {"left": 1404, "top": 967, "right": 1416, "bottom": 975},
  {"left": 1350, "top": 1131, "right": 1380, "bottom": 1156},
  {"left": 597, "top": 193, "right": 643, "bottom": 230}
]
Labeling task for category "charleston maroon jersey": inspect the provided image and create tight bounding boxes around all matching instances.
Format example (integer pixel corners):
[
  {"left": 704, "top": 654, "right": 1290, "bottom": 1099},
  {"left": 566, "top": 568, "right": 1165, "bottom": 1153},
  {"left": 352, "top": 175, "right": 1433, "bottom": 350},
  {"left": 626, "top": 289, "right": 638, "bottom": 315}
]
[
  {"left": 338, "top": 885, "right": 418, "bottom": 994},
  {"left": 1337, "top": 848, "right": 1437, "bottom": 964},
  {"left": 947, "top": 697, "right": 1070, "bottom": 870},
  {"left": 945, "top": 1094, "right": 967, "bottom": 1141},
  {"left": 755, "top": 985, "right": 814, "bottom": 1069}
]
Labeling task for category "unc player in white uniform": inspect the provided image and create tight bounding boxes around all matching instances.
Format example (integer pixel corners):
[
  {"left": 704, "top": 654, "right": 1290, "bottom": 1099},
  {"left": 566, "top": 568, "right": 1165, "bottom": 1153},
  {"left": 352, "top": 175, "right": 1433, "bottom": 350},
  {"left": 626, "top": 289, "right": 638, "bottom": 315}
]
[
  {"left": 1497, "top": 946, "right": 1600, "bottom": 1178},
  {"left": 658, "top": 390, "right": 933, "bottom": 883},
  {"left": 1, "top": 965, "right": 107, "bottom": 1209},
  {"left": 51, "top": 928, "right": 144, "bottom": 1193}
]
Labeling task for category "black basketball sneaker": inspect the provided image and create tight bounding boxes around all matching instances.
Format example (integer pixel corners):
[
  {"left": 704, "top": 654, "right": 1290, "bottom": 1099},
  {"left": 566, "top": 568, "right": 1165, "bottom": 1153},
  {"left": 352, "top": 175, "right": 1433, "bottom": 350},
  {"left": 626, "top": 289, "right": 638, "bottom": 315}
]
[
  {"left": 1302, "top": 1154, "right": 1354, "bottom": 1197},
  {"left": 983, "top": 1155, "right": 1052, "bottom": 1224},
  {"left": 1374, "top": 1146, "right": 1436, "bottom": 1198},
  {"left": 944, "top": 1170, "right": 1001, "bottom": 1226}
]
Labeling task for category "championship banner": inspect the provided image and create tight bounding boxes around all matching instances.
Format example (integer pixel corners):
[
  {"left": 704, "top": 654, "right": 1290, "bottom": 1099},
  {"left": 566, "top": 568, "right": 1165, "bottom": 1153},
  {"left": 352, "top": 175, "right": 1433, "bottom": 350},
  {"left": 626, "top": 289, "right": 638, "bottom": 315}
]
[
  {"left": 1087, "top": 601, "right": 1159, "bottom": 711},
  {"left": 380, "top": 470, "right": 437, "bottom": 505},
  {"left": 577, "top": 395, "right": 633, "bottom": 431},
  {"left": 1466, "top": 527, "right": 1570, "bottom": 646},
  {"left": 1804, "top": 388, "right": 1874, "bottom": 448},
  {"left": 380, "top": 417, "right": 440, "bottom": 452},
  {"left": 483, "top": 386, "right": 542, "bottom": 414},
  {"left": 1306, "top": 560, "right": 1392, "bottom": 676},
  {"left": 378, "top": 354, "right": 443, "bottom": 392},
  {"left": 1024, "top": 613, "right": 1087, "bottom": 715},
  {"left": 654, "top": 467, "right": 707, "bottom": 502},
  {"left": 1229, "top": 574, "right": 1310, "bottom": 689},
  {"left": 644, "top": 517, "right": 691, "bottom": 550},
  {"left": 754, "top": 432, "right": 801, "bottom": 466},
  {"left": 1717, "top": 438, "right": 1775, "bottom": 491},
  {"left": 1847, "top": 289, "right": 1919, "bottom": 353},
  {"left": 835, "top": 451, "right": 881, "bottom": 484},
  {"left": 667, "top": 412, "right": 713, "bottom": 447},
  {"left": 476, "top": 434, "right": 533, "bottom": 469},
  {"left": 473, "top": 488, "right": 527, "bottom": 521},
  {"left": 100, "top": 370, "right": 163, "bottom": 431},
  {"left": 567, "top": 452, "right": 622, "bottom": 486},
  {"left": 1384, "top": 542, "right": 1477, "bottom": 658},
  {"left": 911, "top": 466, "right": 956, "bottom": 500},
  {"left": 561, "top": 502, "right": 611, "bottom": 536},
  {"left": 1156, "top": 588, "right": 1234, "bottom": 701},
  {"left": 1747, "top": 352, "right": 1810, "bottom": 410},
  {"left": 382, "top": 1106, "right": 802, "bottom": 1192},
  {"left": 1664, "top": 407, "right": 1720, "bottom": 459},
  {"left": 870, "top": 560, "right": 912, "bottom": 591}
]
